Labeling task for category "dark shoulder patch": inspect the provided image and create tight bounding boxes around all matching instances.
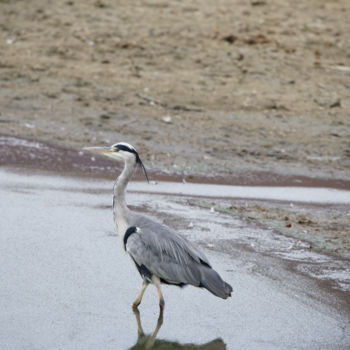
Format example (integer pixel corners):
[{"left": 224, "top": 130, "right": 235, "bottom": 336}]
[{"left": 124, "top": 226, "right": 138, "bottom": 249}]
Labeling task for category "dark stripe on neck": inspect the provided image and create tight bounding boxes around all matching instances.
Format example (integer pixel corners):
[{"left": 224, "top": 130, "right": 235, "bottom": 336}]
[{"left": 124, "top": 226, "right": 138, "bottom": 249}]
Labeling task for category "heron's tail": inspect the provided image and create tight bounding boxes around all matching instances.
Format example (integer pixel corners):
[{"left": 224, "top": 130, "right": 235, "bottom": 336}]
[{"left": 199, "top": 266, "right": 233, "bottom": 299}]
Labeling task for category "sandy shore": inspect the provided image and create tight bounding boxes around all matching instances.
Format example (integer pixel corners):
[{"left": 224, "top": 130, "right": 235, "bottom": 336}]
[{"left": 1, "top": 0, "right": 350, "bottom": 179}]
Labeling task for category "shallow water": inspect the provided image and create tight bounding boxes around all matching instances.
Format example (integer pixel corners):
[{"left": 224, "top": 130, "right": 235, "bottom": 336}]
[
  {"left": 0, "top": 168, "right": 349, "bottom": 350},
  {"left": 129, "top": 181, "right": 350, "bottom": 204}
]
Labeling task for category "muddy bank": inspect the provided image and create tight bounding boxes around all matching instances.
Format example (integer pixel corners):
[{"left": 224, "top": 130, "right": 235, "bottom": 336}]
[
  {"left": 1, "top": 135, "right": 350, "bottom": 190},
  {"left": 0, "top": 0, "right": 350, "bottom": 181},
  {"left": 1, "top": 135, "right": 349, "bottom": 259}
]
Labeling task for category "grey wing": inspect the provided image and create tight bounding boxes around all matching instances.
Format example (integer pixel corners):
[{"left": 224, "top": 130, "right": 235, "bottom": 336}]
[
  {"left": 126, "top": 216, "right": 232, "bottom": 298},
  {"left": 133, "top": 215, "right": 211, "bottom": 265},
  {"left": 126, "top": 224, "right": 204, "bottom": 286}
]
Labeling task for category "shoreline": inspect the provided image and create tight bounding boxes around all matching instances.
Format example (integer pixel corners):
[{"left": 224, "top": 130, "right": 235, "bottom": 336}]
[
  {"left": 2, "top": 134, "right": 350, "bottom": 190},
  {"left": 1, "top": 134, "right": 349, "bottom": 260}
]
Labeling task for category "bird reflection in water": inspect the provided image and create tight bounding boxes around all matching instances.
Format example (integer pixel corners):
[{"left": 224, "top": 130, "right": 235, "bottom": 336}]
[{"left": 128, "top": 308, "right": 226, "bottom": 350}]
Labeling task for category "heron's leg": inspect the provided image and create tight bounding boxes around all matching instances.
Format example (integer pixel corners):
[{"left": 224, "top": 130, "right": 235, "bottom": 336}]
[
  {"left": 132, "top": 307, "right": 145, "bottom": 337},
  {"left": 145, "top": 309, "right": 164, "bottom": 349},
  {"left": 151, "top": 275, "right": 165, "bottom": 311},
  {"left": 133, "top": 282, "right": 149, "bottom": 309}
]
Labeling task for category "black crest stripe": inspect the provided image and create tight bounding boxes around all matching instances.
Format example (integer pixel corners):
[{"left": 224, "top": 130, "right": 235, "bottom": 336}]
[
  {"left": 116, "top": 144, "right": 149, "bottom": 183},
  {"left": 116, "top": 144, "right": 137, "bottom": 154}
]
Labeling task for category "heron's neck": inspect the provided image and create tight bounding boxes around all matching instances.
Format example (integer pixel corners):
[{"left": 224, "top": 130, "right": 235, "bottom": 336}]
[{"left": 113, "top": 158, "right": 136, "bottom": 239}]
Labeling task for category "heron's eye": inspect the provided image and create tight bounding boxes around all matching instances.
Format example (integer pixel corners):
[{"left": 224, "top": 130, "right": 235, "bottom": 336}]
[{"left": 112, "top": 147, "right": 119, "bottom": 152}]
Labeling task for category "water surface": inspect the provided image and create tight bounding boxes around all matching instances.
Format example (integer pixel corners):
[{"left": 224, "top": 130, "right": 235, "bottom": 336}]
[{"left": 0, "top": 168, "right": 349, "bottom": 350}]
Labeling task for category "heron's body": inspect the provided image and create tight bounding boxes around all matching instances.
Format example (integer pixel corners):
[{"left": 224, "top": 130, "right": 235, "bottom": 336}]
[{"left": 86, "top": 142, "right": 232, "bottom": 310}]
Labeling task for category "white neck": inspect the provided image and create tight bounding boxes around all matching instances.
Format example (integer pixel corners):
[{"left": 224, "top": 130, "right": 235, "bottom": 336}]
[{"left": 113, "top": 157, "right": 136, "bottom": 244}]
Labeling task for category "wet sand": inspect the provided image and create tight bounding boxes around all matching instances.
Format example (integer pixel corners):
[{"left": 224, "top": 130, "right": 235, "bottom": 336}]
[
  {"left": 2, "top": 135, "right": 350, "bottom": 190},
  {"left": 0, "top": 167, "right": 349, "bottom": 350}
]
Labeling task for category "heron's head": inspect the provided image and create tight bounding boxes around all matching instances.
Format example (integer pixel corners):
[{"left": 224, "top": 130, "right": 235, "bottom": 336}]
[{"left": 84, "top": 142, "right": 149, "bottom": 181}]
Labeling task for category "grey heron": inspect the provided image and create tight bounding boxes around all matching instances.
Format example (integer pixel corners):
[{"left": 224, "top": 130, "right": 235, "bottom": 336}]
[{"left": 85, "top": 142, "right": 232, "bottom": 311}]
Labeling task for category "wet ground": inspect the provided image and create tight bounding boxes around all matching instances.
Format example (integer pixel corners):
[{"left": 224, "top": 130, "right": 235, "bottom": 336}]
[
  {"left": 2, "top": 134, "right": 350, "bottom": 258},
  {"left": 1, "top": 167, "right": 349, "bottom": 350}
]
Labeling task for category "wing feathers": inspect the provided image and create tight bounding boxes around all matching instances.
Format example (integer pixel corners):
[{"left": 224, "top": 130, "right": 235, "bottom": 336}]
[
  {"left": 125, "top": 215, "right": 232, "bottom": 298},
  {"left": 198, "top": 265, "right": 233, "bottom": 299}
]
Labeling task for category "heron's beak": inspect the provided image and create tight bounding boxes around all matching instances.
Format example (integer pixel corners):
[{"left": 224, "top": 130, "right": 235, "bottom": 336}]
[{"left": 83, "top": 146, "right": 113, "bottom": 155}]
